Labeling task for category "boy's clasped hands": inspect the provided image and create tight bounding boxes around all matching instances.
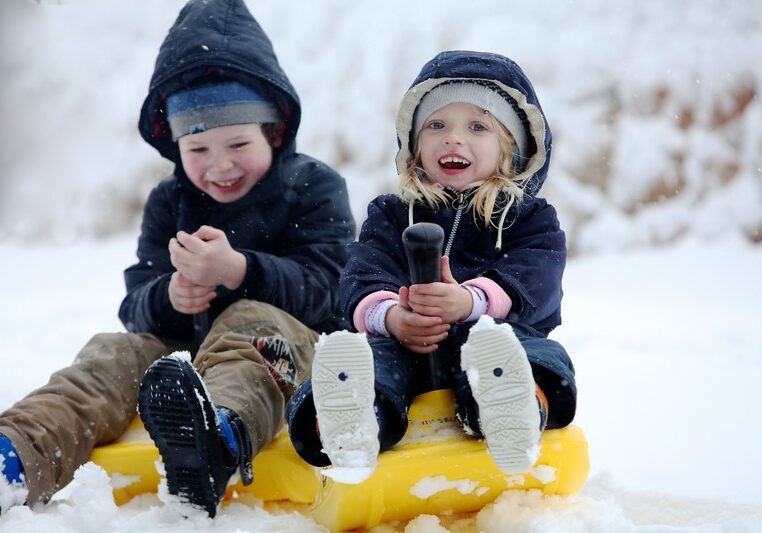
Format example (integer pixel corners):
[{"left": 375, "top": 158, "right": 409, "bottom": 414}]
[{"left": 168, "top": 225, "right": 247, "bottom": 314}]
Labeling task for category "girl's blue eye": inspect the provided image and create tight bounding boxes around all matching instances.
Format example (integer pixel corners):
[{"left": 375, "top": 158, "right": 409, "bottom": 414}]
[
  {"left": 471, "top": 123, "right": 487, "bottom": 132},
  {"left": 428, "top": 121, "right": 444, "bottom": 130}
]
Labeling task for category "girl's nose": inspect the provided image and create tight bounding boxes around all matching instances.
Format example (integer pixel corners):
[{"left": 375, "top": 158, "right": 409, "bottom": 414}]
[{"left": 443, "top": 129, "right": 464, "bottom": 145}]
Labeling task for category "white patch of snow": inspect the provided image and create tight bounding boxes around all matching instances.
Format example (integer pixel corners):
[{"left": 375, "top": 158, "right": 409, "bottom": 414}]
[
  {"left": 409, "top": 475, "right": 479, "bottom": 499},
  {"left": 320, "top": 466, "right": 375, "bottom": 484}
]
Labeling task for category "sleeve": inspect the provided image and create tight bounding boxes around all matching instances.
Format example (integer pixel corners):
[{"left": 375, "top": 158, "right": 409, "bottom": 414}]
[
  {"left": 483, "top": 198, "right": 566, "bottom": 334},
  {"left": 339, "top": 197, "right": 411, "bottom": 327},
  {"left": 118, "top": 184, "right": 193, "bottom": 339},
  {"left": 224, "top": 164, "right": 355, "bottom": 329},
  {"left": 352, "top": 290, "right": 399, "bottom": 334}
]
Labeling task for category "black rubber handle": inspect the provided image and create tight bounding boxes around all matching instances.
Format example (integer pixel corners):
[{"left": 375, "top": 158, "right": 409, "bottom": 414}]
[
  {"left": 402, "top": 222, "right": 450, "bottom": 393},
  {"left": 403, "top": 222, "right": 444, "bottom": 285}
]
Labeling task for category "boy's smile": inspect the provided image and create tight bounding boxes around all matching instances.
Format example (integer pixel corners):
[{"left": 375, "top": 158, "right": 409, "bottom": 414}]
[
  {"left": 178, "top": 123, "right": 274, "bottom": 203},
  {"left": 418, "top": 102, "right": 501, "bottom": 191}
]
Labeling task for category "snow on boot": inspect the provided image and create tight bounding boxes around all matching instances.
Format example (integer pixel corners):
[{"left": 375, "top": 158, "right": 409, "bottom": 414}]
[
  {"left": 138, "top": 354, "right": 252, "bottom": 518},
  {"left": 461, "top": 315, "right": 542, "bottom": 474},
  {"left": 0, "top": 433, "right": 27, "bottom": 515},
  {"left": 312, "top": 331, "right": 379, "bottom": 483}
]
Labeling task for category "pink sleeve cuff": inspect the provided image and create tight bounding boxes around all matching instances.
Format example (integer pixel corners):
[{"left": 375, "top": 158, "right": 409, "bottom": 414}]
[
  {"left": 462, "top": 285, "right": 488, "bottom": 322},
  {"left": 462, "top": 277, "right": 512, "bottom": 319},
  {"left": 353, "top": 290, "right": 399, "bottom": 333}
]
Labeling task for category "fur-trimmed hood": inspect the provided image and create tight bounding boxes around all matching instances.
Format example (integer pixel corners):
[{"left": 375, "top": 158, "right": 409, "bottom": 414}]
[{"left": 395, "top": 50, "right": 552, "bottom": 197}]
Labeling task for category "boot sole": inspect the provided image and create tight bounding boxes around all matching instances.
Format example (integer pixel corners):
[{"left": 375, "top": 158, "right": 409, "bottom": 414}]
[
  {"left": 137, "top": 355, "right": 219, "bottom": 517},
  {"left": 312, "top": 332, "right": 379, "bottom": 470},
  {"left": 462, "top": 320, "right": 540, "bottom": 474}
]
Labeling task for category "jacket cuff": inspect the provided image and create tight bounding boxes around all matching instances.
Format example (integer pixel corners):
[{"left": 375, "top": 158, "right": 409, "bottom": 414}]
[
  {"left": 462, "top": 277, "right": 512, "bottom": 319},
  {"left": 353, "top": 290, "right": 399, "bottom": 333}
]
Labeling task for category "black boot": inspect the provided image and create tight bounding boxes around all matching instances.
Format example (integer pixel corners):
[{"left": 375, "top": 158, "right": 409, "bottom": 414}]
[{"left": 138, "top": 355, "right": 252, "bottom": 517}]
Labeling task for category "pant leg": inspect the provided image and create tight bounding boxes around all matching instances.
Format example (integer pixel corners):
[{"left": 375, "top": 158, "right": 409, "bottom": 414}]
[
  {"left": 0, "top": 332, "right": 170, "bottom": 504},
  {"left": 286, "top": 335, "right": 414, "bottom": 466},
  {"left": 454, "top": 320, "right": 577, "bottom": 434},
  {"left": 194, "top": 300, "right": 318, "bottom": 457}
]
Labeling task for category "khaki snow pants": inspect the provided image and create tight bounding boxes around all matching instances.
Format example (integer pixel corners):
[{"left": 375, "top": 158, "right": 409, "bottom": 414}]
[{"left": 0, "top": 300, "right": 317, "bottom": 505}]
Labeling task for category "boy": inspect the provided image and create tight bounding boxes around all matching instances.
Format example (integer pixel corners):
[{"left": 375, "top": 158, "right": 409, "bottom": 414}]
[{"left": 0, "top": 0, "right": 354, "bottom": 518}]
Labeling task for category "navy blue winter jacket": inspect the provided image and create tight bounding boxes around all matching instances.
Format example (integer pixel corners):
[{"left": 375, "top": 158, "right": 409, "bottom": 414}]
[
  {"left": 119, "top": 0, "right": 355, "bottom": 341},
  {"left": 342, "top": 51, "right": 564, "bottom": 335}
]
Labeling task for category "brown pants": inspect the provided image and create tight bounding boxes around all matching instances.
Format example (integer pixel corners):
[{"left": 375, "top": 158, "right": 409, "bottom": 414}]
[{"left": 0, "top": 300, "right": 317, "bottom": 505}]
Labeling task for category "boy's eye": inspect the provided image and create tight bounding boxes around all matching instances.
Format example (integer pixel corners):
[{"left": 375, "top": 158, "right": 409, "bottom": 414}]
[
  {"left": 189, "top": 147, "right": 208, "bottom": 153},
  {"left": 231, "top": 142, "right": 249, "bottom": 150}
]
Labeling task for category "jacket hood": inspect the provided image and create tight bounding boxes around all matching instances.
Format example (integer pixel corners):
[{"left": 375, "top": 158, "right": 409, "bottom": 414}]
[
  {"left": 138, "top": 0, "right": 300, "bottom": 164},
  {"left": 395, "top": 50, "right": 552, "bottom": 196}
]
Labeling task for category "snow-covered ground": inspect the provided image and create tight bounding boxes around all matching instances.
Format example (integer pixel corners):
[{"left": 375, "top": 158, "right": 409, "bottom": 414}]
[{"left": 1, "top": 236, "right": 760, "bottom": 532}]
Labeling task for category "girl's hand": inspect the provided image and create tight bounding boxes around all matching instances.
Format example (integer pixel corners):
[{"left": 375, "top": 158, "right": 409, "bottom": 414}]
[
  {"left": 386, "top": 287, "right": 450, "bottom": 353},
  {"left": 169, "top": 225, "right": 246, "bottom": 289},
  {"left": 168, "top": 271, "right": 216, "bottom": 314},
  {"left": 406, "top": 256, "right": 472, "bottom": 324}
]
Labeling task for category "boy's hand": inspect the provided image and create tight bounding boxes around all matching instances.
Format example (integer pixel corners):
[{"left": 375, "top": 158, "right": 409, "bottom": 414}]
[
  {"left": 169, "top": 225, "right": 247, "bottom": 290},
  {"left": 168, "top": 271, "right": 216, "bottom": 314},
  {"left": 385, "top": 287, "right": 450, "bottom": 354},
  {"left": 406, "top": 256, "right": 472, "bottom": 324}
]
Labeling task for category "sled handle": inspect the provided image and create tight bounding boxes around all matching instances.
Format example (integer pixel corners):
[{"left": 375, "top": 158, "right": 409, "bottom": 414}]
[
  {"left": 402, "top": 223, "right": 451, "bottom": 393},
  {"left": 403, "top": 222, "right": 444, "bottom": 285}
]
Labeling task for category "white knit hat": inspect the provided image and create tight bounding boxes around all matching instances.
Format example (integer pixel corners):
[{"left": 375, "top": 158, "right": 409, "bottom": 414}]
[{"left": 412, "top": 81, "right": 528, "bottom": 158}]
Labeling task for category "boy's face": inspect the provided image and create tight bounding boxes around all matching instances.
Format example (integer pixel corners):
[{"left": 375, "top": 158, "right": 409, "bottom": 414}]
[
  {"left": 417, "top": 102, "right": 501, "bottom": 191},
  {"left": 178, "top": 123, "right": 274, "bottom": 203}
]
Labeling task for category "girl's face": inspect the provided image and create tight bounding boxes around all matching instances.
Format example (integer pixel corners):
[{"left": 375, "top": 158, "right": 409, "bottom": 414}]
[
  {"left": 178, "top": 123, "right": 274, "bottom": 203},
  {"left": 417, "top": 102, "right": 501, "bottom": 191}
]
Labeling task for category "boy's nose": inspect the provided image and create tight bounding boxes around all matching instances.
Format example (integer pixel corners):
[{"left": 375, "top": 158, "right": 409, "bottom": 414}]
[{"left": 207, "top": 156, "right": 235, "bottom": 177}]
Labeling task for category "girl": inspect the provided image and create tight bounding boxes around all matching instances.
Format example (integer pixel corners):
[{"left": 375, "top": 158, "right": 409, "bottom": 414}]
[{"left": 286, "top": 50, "right": 576, "bottom": 481}]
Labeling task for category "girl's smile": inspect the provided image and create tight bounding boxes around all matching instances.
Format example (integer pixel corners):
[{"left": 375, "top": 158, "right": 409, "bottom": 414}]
[{"left": 418, "top": 102, "right": 500, "bottom": 190}]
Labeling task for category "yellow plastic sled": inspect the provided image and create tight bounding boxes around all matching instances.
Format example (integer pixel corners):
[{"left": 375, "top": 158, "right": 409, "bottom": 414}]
[{"left": 90, "top": 389, "right": 589, "bottom": 531}]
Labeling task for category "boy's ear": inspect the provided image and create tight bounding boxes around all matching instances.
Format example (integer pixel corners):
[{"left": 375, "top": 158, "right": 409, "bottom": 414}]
[{"left": 270, "top": 122, "right": 286, "bottom": 148}]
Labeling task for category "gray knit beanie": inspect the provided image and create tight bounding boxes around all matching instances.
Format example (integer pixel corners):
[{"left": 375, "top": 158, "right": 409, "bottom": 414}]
[{"left": 412, "top": 81, "right": 528, "bottom": 158}]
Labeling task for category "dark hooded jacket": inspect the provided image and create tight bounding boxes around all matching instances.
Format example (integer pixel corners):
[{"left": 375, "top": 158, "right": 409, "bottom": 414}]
[
  {"left": 342, "top": 50, "right": 564, "bottom": 335},
  {"left": 119, "top": 0, "right": 355, "bottom": 341}
]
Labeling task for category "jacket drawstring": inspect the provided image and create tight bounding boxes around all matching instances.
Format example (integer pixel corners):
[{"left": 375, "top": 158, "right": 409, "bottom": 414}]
[{"left": 494, "top": 194, "right": 515, "bottom": 253}]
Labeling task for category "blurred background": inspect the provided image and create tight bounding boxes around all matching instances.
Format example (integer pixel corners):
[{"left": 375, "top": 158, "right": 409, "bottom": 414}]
[{"left": 1, "top": 0, "right": 760, "bottom": 255}]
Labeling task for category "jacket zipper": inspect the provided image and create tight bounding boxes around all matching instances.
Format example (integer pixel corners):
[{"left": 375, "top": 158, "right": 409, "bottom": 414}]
[{"left": 443, "top": 193, "right": 465, "bottom": 257}]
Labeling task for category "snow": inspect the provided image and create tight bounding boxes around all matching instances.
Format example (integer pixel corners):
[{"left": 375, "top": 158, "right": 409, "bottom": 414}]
[
  {"left": 1, "top": 0, "right": 762, "bottom": 531},
  {"left": 320, "top": 465, "right": 375, "bottom": 485},
  {"left": 410, "top": 476, "right": 479, "bottom": 499}
]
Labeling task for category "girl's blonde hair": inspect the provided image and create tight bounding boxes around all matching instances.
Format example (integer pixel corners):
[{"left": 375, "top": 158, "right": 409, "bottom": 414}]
[{"left": 399, "top": 111, "right": 531, "bottom": 228}]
